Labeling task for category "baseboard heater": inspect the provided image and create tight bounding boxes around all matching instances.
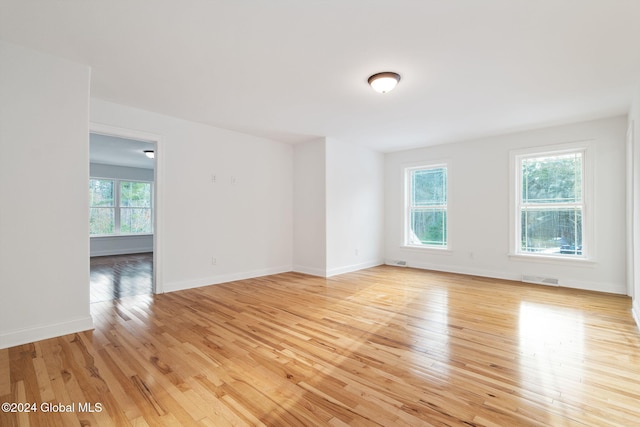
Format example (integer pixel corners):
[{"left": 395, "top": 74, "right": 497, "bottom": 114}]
[{"left": 522, "top": 275, "right": 560, "bottom": 286}]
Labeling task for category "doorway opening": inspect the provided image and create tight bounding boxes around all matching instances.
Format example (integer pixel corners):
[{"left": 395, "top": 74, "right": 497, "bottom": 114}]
[
  {"left": 89, "top": 127, "right": 160, "bottom": 303},
  {"left": 90, "top": 252, "right": 153, "bottom": 302}
]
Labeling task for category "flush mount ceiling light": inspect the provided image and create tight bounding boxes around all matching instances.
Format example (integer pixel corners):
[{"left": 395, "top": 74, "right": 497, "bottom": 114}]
[
  {"left": 368, "top": 72, "right": 401, "bottom": 93},
  {"left": 143, "top": 150, "right": 155, "bottom": 159}
]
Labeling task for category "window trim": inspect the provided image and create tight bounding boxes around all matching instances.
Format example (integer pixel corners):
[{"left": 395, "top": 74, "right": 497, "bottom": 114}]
[
  {"left": 509, "top": 141, "right": 594, "bottom": 262},
  {"left": 90, "top": 177, "right": 154, "bottom": 237},
  {"left": 403, "top": 161, "right": 451, "bottom": 251}
]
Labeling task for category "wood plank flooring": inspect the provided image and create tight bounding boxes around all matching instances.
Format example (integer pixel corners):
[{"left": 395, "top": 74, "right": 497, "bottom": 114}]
[
  {"left": 90, "top": 253, "right": 153, "bottom": 303},
  {"left": 2, "top": 266, "right": 640, "bottom": 426}
]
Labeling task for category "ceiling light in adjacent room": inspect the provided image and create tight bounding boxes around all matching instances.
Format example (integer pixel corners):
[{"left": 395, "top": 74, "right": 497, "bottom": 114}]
[
  {"left": 368, "top": 72, "right": 401, "bottom": 93},
  {"left": 144, "top": 150, "right": 155, "bottom": 159}
]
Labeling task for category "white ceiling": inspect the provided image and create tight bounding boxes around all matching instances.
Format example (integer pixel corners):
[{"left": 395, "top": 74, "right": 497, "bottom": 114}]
[
  {"left": 2, "top": 0, "right": 640, "bottom": 152},
  {"left": 90, "top": 133, "right": 155, "bottom": 170}
]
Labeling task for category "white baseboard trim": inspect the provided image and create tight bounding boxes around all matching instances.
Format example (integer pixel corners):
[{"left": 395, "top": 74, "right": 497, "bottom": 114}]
[
  {"left": 383, "top": 260, "right": 626, "bottom": 294},
  {"left": 326, "top": 259, "right": 385, "bottom": 277},
  {"left": 163, "top": 265, "right": 293, "bottom": 293},
  {"left": 293, "top": 259, "right": 385, "bottom": 278},
  {"left": 558, "top": 278, "right": 626, "bottom": 294},
  {"left": 165, "top": 260, "right": 387, "bottom": 293},
  {"left": 385, "top": 259, "right": 521, "bottom": 282},
  {"left": 0, "top": 316, "right": 95, "bottom": 350},
  {"left": 633, "top": 299, "right": 640, "bottom": 333},
  {"left": 292, "top": 265, "right": 327, "bottom": 277}
]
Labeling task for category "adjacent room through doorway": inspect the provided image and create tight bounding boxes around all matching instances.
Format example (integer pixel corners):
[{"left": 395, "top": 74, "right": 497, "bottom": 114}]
[
  {"left": 90, "top": 252, "right": 153, "bottom": 303},
  {"left": 89, "top": 132, "right": 156, "bottom": 302}
]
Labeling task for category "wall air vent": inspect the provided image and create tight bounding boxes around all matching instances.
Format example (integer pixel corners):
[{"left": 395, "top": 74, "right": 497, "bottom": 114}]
[
  {"left": 522, "top": 275, "right": 560, "bottom": 286},
  {"left": 395, "top": 260, "right": 407, "bottom": 267}
]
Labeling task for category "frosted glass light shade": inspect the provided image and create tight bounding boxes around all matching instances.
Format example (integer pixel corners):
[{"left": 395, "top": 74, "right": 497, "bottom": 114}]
[{"left": 368, "top": 72, "right": 401, "bottom": 93}]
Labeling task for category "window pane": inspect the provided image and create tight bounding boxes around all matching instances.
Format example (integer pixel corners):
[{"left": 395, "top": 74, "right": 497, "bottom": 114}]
[
  {"left": 412, "top": 168, "right": 446, "bottom": 206},
  {"left": 120, "top": 181, "right": 151, "bottom": 208},
  {"left": 89, "top": 179, "right": 114, "bottom": 207},
  {"left": 521, "top": 207, "right": 582, "bottom": 255},
  {"left": 90, "top": 207, "right": 114, "bottom": 235},
  {"left": 522, "top": 153, "right": 582, "bottom": 203},
  {"left": 410, "top": 209, "right": 447, "bottom": 246},
  {"left": 120, "top": 208, "right": 152, "bottom": 234}
]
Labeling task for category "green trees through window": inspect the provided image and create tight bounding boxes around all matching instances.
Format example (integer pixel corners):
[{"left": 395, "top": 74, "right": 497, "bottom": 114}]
[
  {"left": 518, "top": 151, "right": 584, "bottom": 256},
  {"left": 120, "top": 181, "right": 152, "bottom": 234},
  {"left": 406, "top": 165, "right": 448, "bottom": 247},
  {"left": 89, "top": 179, "right": 115, "bottom": 235},
  {"left": 90, "top": 179, "right": 152, "bottom": 236}
]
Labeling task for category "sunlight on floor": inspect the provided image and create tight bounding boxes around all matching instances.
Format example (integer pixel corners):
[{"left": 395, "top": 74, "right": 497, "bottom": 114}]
[{"left": 518, "top": 301, "right": 584, "bottom": 399}]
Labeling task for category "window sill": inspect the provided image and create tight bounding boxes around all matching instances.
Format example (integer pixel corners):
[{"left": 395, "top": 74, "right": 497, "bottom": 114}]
[{"left": 508, "top": 253, "right": 595, "bottom": 266}]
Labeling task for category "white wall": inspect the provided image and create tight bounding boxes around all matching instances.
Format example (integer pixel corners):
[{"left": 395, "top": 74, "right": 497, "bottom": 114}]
[
  {"left": 385, "top": 116, "right": 628, "bottom": 294},
  {"left": 91, "top": 234, "right": 153, "bottom": 257},
  {"left": 629, "top": 84, "right": 640, "bottom": 325},
  {"left": 293, "top": 138, "right": 327, "bottom": 275},
  {"left": 90, "top": 99, "right": 293, "bottom": 292},
  {"left": 292, "top": 138, "right": 385, "bottom": 277},
  {"left": 90, "top": 163, "right": 154, "bottom": 181},
  {"left": 326, "top": 138, "right": 385, "bottom": 276},
  {"left": 90, "top": 163, "right": 154, "bottom": 256},
  {"left": 0, "top": 41, "right": 94, "bottom": 349}
]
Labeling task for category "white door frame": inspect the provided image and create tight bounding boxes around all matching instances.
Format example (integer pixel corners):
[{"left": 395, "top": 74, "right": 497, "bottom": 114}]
[
  {"left": 627, "top": 120, "right": 635, "bottom": 299},
  {"left": 89, "top": 122, "right": 164, "bottom": 294}
]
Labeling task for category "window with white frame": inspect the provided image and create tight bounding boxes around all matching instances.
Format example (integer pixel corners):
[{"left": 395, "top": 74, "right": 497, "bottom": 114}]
[
  {"left": 405, "top": 164, "right": 448, "bottom": 247},
  {"left": 90, "top": 178, "right": 153, "bottom": 236},
  {"left": 514, "top": 147, "right": 586, "bottom": 258}
]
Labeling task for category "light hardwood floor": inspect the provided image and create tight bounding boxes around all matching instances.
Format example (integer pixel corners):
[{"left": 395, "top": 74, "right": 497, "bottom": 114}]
[
  {"left": 1, "top": 266, "right": 639, "bottom": 426},
  {"left": 90, "top": 253, "right": 153, "bottom": 303}
]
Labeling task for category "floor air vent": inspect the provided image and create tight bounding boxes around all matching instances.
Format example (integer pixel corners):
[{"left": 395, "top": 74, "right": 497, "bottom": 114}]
[{"left": 522, "top": 275, "right": 559, "bottom": 286}]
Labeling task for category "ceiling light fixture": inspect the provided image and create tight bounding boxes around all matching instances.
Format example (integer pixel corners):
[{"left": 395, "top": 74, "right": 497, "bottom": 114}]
[
  {"left": 143, "top": 150, "right": 155, "bottom": 159},
  {"left": 368, "top": 72, "right": 401, "bottom": 93}
]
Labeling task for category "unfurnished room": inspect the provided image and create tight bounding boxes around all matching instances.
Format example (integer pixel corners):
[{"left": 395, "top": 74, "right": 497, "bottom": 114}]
[{"left": 1, "top": 1, "right": 640, "bottom": 426}]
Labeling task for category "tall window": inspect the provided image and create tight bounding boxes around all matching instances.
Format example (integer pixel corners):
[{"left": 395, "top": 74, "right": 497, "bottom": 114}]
[
  {"left": 120, "top": 181, "right": 153, "bottom": 234},
  {"left": 90, "top": 179, "right": 153, "bottom": 236},
  {"left": 515, "top": 148, "right": 585, "bottom": 257},
  {"left": 89, "top": 179, "right": 115, "bottom": 235},
  {"left": 405, "top": 164, "right": 448, "bottom": 247}
]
